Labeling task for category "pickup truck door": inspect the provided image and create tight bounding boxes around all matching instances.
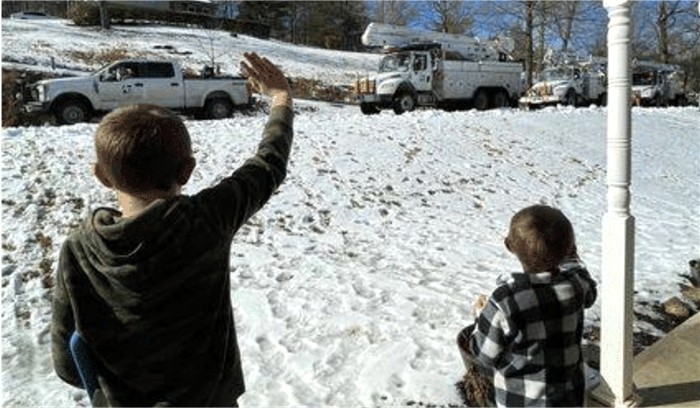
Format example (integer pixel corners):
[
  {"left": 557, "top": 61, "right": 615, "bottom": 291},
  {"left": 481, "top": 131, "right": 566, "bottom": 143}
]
[
  {"left": 96, "top": 62, "right": 144, "bottom": 110},
  {"left": 140, "top": 62, "right": 184, "bottom": 109}
]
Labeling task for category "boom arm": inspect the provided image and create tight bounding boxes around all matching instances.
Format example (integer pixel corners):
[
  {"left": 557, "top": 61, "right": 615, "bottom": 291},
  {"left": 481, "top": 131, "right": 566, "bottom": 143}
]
[{"left": 361, "top": 23, "right": 514, "bottom": 62}]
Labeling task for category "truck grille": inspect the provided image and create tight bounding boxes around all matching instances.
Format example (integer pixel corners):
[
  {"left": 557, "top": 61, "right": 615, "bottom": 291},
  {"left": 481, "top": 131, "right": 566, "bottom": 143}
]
[{"left": 354, "top": 78, "right": 375, "bottom": 95}]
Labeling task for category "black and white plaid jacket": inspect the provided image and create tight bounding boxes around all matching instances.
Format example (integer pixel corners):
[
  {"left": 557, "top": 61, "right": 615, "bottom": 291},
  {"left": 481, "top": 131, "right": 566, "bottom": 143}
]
[{"left": 468, "top": 260, "right": 597, "bottom": 407}]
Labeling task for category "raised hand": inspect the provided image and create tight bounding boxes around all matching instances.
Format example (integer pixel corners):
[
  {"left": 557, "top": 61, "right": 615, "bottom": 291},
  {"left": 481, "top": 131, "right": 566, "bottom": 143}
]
[{"left": 240, "top": 52, "right": 292, "bottom": 107}]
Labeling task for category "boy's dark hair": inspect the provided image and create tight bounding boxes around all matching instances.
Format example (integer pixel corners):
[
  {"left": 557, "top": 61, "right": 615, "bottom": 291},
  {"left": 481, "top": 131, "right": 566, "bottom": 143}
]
[
  {"left": 94, "top": 104, "right": 192, "bottom": 193},
  {"left": 505, "top": 205, "right": 576, "bottom": 273}
]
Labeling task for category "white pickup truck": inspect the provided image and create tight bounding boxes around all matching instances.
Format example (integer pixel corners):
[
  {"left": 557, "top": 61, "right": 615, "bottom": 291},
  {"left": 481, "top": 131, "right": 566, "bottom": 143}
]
[{"left": 25, "top": 60, "right": 251, "bottom": 124}]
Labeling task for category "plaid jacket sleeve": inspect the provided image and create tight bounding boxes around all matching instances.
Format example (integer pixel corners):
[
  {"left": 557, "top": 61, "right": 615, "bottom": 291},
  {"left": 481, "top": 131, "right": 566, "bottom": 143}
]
[
  {"left": 578, "top": 268, "right": 598, "bottom": 308},
  {"left": 468, "top": 294, "right": 513, "bottom": 370}
]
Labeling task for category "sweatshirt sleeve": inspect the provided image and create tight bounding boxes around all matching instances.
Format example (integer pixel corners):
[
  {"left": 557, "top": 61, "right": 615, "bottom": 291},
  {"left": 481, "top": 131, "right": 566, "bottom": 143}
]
[
  {"left": 194, "top": 105, "right": 294, "bottom": 235},
  {"left": 50, "top": 242, "right": 83, "bottom": 388}
]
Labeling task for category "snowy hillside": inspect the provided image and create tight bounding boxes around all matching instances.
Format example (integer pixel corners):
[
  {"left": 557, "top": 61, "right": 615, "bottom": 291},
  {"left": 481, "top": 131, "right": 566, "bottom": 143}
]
[
  {"left": 2, "top": 18, "right": 699, "bottom": 407},
  {"left": 1, "top": 18, "right": 380, "bottom": 85}
]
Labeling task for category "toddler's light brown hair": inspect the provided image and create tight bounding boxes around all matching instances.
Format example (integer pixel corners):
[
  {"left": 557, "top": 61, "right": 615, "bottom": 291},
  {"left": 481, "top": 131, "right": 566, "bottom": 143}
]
[{"left": 505, "top": 205, "right": 576, "bottom": 273}]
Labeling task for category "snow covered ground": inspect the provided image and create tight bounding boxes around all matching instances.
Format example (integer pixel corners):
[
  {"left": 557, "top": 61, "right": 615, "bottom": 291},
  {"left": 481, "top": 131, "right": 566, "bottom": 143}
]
[{"left": 2, "top": 18, "right": 699, "bottom": 407}]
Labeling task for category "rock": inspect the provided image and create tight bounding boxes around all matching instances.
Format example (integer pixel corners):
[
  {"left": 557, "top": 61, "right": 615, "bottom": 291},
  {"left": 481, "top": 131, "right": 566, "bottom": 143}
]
[
  {"left": 680, "top": 284, "right": 700, "bottom": 307},
  {"left": 662, "top": 297, "right": 690, "bottom": 319},
  {"left": 689, "top": 259, "right": 700, "bottom": 286}
]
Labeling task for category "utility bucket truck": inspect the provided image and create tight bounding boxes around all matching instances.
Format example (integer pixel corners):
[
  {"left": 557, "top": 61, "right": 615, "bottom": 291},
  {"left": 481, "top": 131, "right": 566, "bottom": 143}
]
[
  {"left": 631, "top": 60, "right": 689, "bottom": 107},
  {"left": 354, "top": 23, "right": 524, "bottom": 115},
  {"left": 518, "top": 52, "right": 607, "bottom": 109}
]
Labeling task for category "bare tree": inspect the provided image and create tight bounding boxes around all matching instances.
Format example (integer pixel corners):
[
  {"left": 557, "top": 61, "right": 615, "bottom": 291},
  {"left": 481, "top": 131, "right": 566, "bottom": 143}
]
[
  {"left": 372, "top": 0, "right": 420, "bottom": 26},
  {"left": 653, "top": 0, "right": 697, "bottom": 63},
  {"left": 419, "top": 0, "right": 473, "bottom": 34},
  {"left": 548, "top": 1, "right": 605, "bottom": 54},
  {"left": 630, "top": 1, "right": 700, "bottom": 62}
]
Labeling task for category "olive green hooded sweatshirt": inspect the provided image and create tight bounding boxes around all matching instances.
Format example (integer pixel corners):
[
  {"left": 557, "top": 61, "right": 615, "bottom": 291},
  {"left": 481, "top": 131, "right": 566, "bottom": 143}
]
[{"left": 51, "top": 107, "right": 293, "bottom": 406}]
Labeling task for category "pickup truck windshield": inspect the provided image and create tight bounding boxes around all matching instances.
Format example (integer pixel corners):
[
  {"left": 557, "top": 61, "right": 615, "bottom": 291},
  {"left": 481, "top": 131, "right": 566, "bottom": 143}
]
[{"left": 379, "top": 53, "right": 411, "bottom": 73}]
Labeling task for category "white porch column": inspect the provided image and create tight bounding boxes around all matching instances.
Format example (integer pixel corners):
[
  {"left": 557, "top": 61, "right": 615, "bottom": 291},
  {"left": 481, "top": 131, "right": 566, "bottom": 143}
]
[{"left": 591, "top": 0, "right": 640, "bottom": 406}]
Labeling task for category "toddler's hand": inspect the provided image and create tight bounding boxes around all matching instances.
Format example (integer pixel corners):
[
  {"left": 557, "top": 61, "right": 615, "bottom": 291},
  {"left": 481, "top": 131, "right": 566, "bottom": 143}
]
[{"left": 472, "top": 294, "right": 488, "bottom": 318}]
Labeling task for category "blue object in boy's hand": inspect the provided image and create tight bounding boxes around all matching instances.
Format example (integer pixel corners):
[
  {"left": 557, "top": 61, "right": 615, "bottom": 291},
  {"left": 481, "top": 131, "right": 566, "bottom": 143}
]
[{"left": 69, "top": 331, "right": 101, "bottom": 400}]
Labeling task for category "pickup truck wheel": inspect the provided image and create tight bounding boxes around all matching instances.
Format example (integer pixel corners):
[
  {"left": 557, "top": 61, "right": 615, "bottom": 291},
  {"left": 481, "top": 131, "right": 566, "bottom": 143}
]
[
  {"left": 393, "top": 92, "right": 415, "bottom": 115},
  {"left": 205, "top": 98, "right": 233, "bottom": 119},
  {"left": 491, "top": 90, "right": 509, "bottom": 108},
  {"left": 55, "top": 100, "right": 89, "bottom": 125},
  {"left": 360, "top": 102, "right": 380, "bottom": 115},
  {"left": 473, "top": 90, "right": 489, "bottom": 111},
  {"left": 565, "top": 90, "right": 578, "bottom": 107}
]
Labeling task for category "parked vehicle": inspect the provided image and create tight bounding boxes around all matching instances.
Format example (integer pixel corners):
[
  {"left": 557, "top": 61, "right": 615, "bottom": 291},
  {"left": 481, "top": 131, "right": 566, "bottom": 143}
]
[
  {"left": 631, "top": 61, "right": 690, "bottom": 107},
  {"left": 519, "top": 54, "right": 607, "bottom": 109},
  {"left": 354, "top": 23, "right": 523, "bottom": 115},
  {"left": 10, "top": 11, "right": 54, "bottom": 20},
  {"left": 24, "top": 60, "right": 251, "bottom": 124}
]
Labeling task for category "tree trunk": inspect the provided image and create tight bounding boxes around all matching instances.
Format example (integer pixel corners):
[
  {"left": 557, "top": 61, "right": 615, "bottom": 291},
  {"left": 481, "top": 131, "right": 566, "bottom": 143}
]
[
  {"left": 99, "top": 1, "right": 110, "bottom": 30},
  {"left": 525, "top": 0, "right": 535, "bottom": 88},
  {"left": 561, "top": 2, "right": 578, "bottom": 53},
  {"left": 657, "top": 1, "right": 670, "bottom": 63}
]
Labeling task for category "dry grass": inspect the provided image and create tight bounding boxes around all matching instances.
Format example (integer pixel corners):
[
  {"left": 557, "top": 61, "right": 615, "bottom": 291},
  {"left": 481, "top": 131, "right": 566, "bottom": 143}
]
[
  {"left": 291, "top": 77, "right": 352, "bottom": 103},
  {"left": 68, "top": 46, "right": 132, "bottom": 66}
]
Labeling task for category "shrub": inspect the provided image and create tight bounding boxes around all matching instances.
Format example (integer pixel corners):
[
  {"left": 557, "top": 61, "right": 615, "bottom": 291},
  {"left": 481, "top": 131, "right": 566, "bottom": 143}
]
[
  {"left": 2, "top": 69, "right": 59, "bottom": 127},
  {"left": 68, "top": 2, "right": 100, "bottom": 26}
]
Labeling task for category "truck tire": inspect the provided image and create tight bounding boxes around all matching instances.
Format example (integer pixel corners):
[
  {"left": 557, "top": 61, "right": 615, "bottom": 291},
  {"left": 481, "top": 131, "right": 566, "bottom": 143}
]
[
  {"left": 54, "top": 99, "right": 90, "bottom": 125},
  {"left": 598, "top": 93, "right": 607, "bottom": 106},
  {"left": 393, "top": 92, "right": 416, "bottom": 115},
  {"left": 360, "top": 102, "right": 380, "bottom": 115},
  {"left": 473, "top": 90, "right": 489, "bottom": 111},
  {"left": 565, "top": 90, "right": 578, "bottom": 107},
  {"left": 491, "top": 90, "right": 510, "bottom": 108},
  {"left": 653, "top": 94, "right": 668, "bottom": 107},
  {"left": 205, "top": 98, "right": 233, "bottom": 119}
]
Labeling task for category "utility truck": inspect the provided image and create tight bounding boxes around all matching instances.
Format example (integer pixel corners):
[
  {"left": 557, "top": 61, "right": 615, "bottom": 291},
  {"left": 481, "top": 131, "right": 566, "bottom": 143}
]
[
  {"left": 24, "top": 59, "right": 251, "bottom": 125},
  {"left": 354, "top": 23, "right": 523, "bottom": 115},
  {"left": 519, "top": 52, "right": 607, "bottom": 109},
  {"left": 631, "top": 60, "right": 689, "bottom": 107}
]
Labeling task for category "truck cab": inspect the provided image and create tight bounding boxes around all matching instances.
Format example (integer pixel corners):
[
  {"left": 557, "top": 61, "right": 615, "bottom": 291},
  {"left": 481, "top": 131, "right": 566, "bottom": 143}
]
[
  {"left": 357, "top": 49, "right": 435, "bottom": 114},
  {"left": 95, "top": 61, "right": 184, "bottom": 111},
  {"left": 632, "top": 69, "right": 669, "bottom": 106},
  {"left": 630, "top": 61, "right": 689, "bottom": 107},
  {"left": 519, "top": 64, "right": 606, "bottom": 108}
]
